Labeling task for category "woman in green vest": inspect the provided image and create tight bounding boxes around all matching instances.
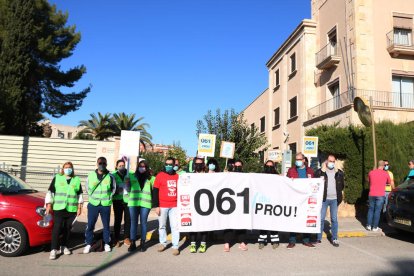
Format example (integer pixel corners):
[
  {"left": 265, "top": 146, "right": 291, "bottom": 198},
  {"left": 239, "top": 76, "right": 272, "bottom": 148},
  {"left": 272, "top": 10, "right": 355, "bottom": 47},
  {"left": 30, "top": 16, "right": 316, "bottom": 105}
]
[
  {"left": 127, "top": 160, "right": 154, "bottom": 252},
  {"left": 45, "top": 162, "right": 83, "bottom": 260}
]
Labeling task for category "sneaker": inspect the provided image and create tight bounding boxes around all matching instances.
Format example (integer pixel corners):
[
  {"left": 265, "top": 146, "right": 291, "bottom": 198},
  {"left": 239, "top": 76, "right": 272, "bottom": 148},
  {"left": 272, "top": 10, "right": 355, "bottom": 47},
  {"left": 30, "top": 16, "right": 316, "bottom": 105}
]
[
  {"left": 272, "top": 243, "right": 279, "bottom": 249},
  {"left": 124, "top": 238, "right": 131, "bottom": 246},
  {"left": 303, "top": 242, "right": 316, "bottom": 248},
  {"left": 139, "top": 240, "right": 146, "bottom": 252},
  {"left": 49, "top": 249, "right": 57, "bottom": 260},
  {"left": 128, "top": 241, "right": 136, "bottom": 252},
  {"left": 172, "top": 249, "right": 180, "bottom": 256},
  {"left": 61, "top": 246, "right": 71, "bottom": 255},
  {"left": 83, "top": 245, "right": 91, "bottom": 254},
  {"left": 332, "top": 239, "right": 340, "bottom": 247},
  {"left": 238, "top": 243, "right": 248, "bottom": 251},
  {"left": 258, "top": 243, "right": 265, "bottom": 250},
  {"left": 104, "top": 244, "right": 111, "bottom": 252},
  {"left": 287, "top": 243, "right": 295, "bottom": 249},
  {"left": 157, "top": 245, "right": 166, "bottom": 252},
  {"left": 366, "top": 225, "right": 372, "bottom": 231},
  {"left": 198, "top": 243, "right": 206, "bottom": 253},
  {"left": 372, "top": 227, "right": 380, "bottom": 232},
  {"left": 189, "top": 244, "right": 196, "bottom": 253}
]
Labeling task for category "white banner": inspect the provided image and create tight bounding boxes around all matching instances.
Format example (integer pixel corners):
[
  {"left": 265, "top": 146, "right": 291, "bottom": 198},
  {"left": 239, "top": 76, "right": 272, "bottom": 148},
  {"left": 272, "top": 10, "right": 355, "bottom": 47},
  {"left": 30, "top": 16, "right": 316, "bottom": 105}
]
[{"left": 178, "top": 173, "right": 323, "bottom": 233}]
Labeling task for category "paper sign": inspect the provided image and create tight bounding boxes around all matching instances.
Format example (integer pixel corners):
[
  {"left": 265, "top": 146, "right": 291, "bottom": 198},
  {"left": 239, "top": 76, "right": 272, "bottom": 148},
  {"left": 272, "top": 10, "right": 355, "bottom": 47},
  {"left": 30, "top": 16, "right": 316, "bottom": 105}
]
[
  {"left": 119, "top": 130, "right": 141, "bottom": 157},
  {"left": 197, "top": 134, "right": 216, "bottom": 157},
  {"left": 302, "top": 136, "right": 318, "bottom": 157},
  {"left": 220, "top": 141, "right": 235, "bottom": 159},
  {"left": 268, "top": 150, "right": 282, "bottom": 162}
]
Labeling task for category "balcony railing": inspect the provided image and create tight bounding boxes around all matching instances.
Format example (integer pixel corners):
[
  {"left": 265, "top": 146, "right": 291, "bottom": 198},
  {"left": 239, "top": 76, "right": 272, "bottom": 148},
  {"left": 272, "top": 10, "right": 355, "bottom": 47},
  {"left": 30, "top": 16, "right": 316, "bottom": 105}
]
[
  {"left": 387, "top": 29, "right": 414, "bottom": 56},
  {"left": 315, "top": 43, "right": 340, "bottom": 69},
  {"left": 307, "top": 89, "right": 414, "bottom": 120}
]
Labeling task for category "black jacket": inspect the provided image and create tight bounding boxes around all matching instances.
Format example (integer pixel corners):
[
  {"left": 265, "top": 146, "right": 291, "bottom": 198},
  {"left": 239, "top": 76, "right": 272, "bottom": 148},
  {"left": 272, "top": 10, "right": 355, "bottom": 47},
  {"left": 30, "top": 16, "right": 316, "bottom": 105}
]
[{"left": 314, "top": 167, "right": 345, "bottom": 204}]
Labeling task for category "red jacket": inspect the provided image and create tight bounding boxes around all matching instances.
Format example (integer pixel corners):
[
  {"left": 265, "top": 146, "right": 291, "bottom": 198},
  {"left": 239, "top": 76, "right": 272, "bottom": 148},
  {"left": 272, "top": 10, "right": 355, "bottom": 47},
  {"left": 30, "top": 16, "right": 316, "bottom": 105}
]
[{"left": 286, "top": 166, "right": 314, "bottom": 178}]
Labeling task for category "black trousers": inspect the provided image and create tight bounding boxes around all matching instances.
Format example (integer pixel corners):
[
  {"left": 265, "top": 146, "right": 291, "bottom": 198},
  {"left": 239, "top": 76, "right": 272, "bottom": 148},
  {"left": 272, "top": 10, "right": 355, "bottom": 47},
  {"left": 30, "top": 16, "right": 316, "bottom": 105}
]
[
  {"left": 112, "top": 199, "right": 131, "bottom": 241},
  {"left": 223, "top": 230, "right": 247, "bottom": 244},
  {"left": 51, "top": 210, "right": 76, "bottom": 250},
  {"left": 189, "top": 232, "right": 208, "bottom": 243}
]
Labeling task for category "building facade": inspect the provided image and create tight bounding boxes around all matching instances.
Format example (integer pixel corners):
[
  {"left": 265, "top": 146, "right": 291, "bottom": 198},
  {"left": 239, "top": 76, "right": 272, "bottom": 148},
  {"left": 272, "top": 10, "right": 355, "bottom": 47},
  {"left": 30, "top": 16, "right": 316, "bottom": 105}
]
[{"left": 243, "top": 0, "right": 414, "bottom": 159}]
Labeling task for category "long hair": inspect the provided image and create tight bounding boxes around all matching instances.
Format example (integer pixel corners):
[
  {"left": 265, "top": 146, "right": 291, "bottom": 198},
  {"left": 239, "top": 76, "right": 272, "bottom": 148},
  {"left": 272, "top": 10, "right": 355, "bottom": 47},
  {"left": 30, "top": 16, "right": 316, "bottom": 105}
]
[
  {"left": 60, "top": 161, "right": 75, "bottom": 177},
  {"left": 136, "top": 160, "right": 151, "bottom": 184}
]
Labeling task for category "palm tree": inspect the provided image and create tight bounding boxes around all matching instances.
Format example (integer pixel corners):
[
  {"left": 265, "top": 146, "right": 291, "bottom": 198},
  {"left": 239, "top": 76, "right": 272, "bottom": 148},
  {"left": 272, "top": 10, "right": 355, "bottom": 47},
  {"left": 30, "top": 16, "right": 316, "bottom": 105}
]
[
  {"left": 78, "top": 112, "right": 115, "bottom": 140},
  {"left": 112, "top": 112, "right": 153, "bottom": 147}
]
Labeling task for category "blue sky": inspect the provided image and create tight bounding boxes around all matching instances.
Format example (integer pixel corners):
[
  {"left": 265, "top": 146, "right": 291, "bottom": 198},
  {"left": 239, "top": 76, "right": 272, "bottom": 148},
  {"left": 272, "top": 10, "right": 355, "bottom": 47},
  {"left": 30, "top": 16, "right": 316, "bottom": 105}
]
[{"left": 50, "top": 0, "right": 310, "bottom": 155}]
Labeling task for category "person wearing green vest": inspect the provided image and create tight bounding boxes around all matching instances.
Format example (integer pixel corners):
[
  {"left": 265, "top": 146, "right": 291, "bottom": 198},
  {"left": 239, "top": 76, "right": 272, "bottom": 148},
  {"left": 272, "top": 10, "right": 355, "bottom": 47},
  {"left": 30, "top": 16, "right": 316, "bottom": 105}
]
[
  {"left": 111, "top": 159, "right": 132, "bottom": 247},
  {"left": 45, "top": 162, "right": 83, "bottom": 260},
  {"left": 84, "top": 157, "right": 116, "bottom": 254},
  {"left": 126, "top": 160, "right": 154, "bottom": 252}
]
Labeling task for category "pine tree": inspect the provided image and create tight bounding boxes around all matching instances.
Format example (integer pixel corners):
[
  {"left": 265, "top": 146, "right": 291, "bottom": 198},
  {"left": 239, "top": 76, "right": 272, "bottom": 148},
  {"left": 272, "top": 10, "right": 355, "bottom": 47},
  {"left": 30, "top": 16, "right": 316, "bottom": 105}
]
[{"left": 0, "top": 0, "right": 90, "bottom": 135}]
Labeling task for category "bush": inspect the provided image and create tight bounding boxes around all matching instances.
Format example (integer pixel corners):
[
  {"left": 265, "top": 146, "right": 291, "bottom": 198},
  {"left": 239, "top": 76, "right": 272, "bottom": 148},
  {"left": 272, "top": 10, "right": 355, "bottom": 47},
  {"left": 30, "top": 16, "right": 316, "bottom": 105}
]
[{"left": 306, "top": 121, "right": 414, "bottom": 204}]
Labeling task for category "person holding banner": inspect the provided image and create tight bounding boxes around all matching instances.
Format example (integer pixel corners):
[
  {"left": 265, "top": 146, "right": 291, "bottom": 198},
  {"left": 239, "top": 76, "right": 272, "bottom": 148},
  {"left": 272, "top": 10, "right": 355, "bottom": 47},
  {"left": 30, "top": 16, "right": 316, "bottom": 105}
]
[
  {"left": 206, "top": 158, "right": 220, "bottom": 173},
  {"left": 223, "top": 159, "right": 248, "bottom": 252},
  {"left": 111, "top": 159, "right": 132, "bottom": 248},
  {"left": 314, "top": 155, "right": 344, "bottom": 247},
  {"left": 189, "top": 158, "right": 209, "bottom": 253},
  {"left": 286, "top": 152, "right": 315, "bottom": 249},
  {"left": 84, "top": 157, "right": 116, "bottom": 254},
  {"left": 45, "top": 162, "right": 83, "bottom": 260},
  {"left": 153, "top": 157, "right": 181, "bottom": 256},
  {"left": 257, "top": 160, "right": 280, "bottom": 250}
]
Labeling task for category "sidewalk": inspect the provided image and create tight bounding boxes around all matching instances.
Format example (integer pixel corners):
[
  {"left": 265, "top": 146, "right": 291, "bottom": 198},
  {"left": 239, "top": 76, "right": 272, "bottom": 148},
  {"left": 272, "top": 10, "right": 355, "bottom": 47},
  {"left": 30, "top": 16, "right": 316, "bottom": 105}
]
[{"left": 72, "top": 205, "right": 385, "bottom": 241}]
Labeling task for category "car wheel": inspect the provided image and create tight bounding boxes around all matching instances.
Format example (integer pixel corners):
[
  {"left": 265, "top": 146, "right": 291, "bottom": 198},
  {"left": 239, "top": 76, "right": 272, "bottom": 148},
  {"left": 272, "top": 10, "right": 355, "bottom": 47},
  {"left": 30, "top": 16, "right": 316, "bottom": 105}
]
[{"left": 0, "top": 221, "right": 28, "bottom": 257}]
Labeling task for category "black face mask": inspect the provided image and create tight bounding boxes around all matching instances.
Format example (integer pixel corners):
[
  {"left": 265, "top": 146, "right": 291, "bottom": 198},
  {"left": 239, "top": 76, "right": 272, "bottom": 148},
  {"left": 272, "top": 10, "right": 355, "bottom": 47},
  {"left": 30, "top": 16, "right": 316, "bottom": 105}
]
[
  {"left": 264, "top": 166, "right": 276, "bottom": 174},
  {"left": 227, "top": 164, "right": 234, "bottom": 172},
  {"left": 195, "top": 163, "right": 204, "bottom": 172},
  {"left": 234, "top": 166, "right": 243, "bottom": 172}
]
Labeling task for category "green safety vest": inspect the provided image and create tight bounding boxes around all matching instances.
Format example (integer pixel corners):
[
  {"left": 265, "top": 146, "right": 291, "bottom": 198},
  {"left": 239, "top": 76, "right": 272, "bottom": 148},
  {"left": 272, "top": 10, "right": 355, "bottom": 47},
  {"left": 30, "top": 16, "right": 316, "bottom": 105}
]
[
  {"left": 127, "top": 173, "right": 140, "bottom": 207},
  {"left": 53, "top": 174, "right": 81, "bottom": 212},
  {"left": 111, "top": 171, "right": 125, "bottom": 201},
  {"left": 88, "top": 172, "right": 113, "bottom": 207},
  {"left": 137, "top": 177, "right": 154, "bottom": 209}
]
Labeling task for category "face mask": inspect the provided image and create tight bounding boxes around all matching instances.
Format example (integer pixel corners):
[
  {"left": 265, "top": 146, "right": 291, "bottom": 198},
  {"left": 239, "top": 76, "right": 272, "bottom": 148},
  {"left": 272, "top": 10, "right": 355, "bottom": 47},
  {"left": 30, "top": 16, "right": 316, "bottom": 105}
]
[
  {"left": 264, "top": 166, "right": 275, "bottom": 174},
  {"left": 118, "top": 167, "right": 126, "bottom": 174},
  {"left": 138, "top": 167, "right": 146, "bottom": 173},
  {"left": 63, "top": 168, "right": 72, "bottom": 176},
  {"left": 195, "top": 163, "right": 204, "bottom": 172},
  {"left": 327, "top": 162, "right": 335, "bottom": 170},
  {"left": 295, "top": 161, "right": 303, "bottom": 167},
  {"left": 208, "top": 164, "right": 216, "bottom": 171},
  {"left": 165, "top": 165, "right": 173, "bottom": 173},
  {"left": 173, "top": 165, "right": 179, "bottom": 171},
  {"left": 234, "top": 166, "right": 242, "bottom": 172},
  {"left": 98, "top": 164, "right": 107, "bottom": 171},
  {"left": 384, "top": 165, "right": 389, "bottom": 171}
]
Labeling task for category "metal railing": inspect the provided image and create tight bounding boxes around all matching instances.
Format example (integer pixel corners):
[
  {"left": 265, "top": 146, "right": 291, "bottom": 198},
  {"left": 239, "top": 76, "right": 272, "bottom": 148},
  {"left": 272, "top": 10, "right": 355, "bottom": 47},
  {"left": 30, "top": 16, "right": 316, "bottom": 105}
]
[
  {"left": 307, "top": 89, "right": 414, "bottom": 120},
  {"left": 315, "top": 42, "right": 339, "bottom": 66},
  {"left": 387, "top": 29, "right": 414, "bottom": 48}
]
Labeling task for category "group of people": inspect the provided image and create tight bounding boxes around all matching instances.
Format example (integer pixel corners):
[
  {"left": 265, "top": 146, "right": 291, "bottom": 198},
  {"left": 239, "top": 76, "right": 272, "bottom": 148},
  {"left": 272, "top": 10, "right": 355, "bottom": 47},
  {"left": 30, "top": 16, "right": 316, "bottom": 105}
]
[{"left": 44, "top": 152, "right": 412, "bottom": 259}]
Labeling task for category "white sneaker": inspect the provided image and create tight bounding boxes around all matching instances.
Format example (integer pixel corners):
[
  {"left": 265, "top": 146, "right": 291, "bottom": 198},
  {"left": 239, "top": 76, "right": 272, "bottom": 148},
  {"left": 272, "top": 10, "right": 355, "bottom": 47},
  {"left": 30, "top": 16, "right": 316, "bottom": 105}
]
[
  {"left": 83, "top": 245, "right": 91, "bottom": 254},
  {"left": 372, "top": 227, "right": 380, "bottom": 232},
  {"left": 366, "top": 225, "right": 372, "bottom": 231},
  {"left": 61, "top": 246, "right": 71, "bottom": 255},
  {"left": 49, "top": 249, "right": 57, "bottom": 260},
  {"left": 104, "top": 244, "right": 111, "bottom": 252}
]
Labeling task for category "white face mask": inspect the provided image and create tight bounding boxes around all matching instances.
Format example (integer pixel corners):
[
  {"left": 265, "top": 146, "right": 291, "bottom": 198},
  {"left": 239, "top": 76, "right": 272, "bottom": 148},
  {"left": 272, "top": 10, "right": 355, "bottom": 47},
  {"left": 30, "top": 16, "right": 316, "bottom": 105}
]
[{"left": 327, "top": 162, "right": 335, "bottom": 170}]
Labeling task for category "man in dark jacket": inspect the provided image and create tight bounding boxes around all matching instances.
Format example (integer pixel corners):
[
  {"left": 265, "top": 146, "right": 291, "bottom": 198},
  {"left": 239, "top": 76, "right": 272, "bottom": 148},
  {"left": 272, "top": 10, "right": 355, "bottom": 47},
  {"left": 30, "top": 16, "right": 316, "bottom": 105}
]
[{"left": 314, "top": 154, "right": 344, "bottom": 247}]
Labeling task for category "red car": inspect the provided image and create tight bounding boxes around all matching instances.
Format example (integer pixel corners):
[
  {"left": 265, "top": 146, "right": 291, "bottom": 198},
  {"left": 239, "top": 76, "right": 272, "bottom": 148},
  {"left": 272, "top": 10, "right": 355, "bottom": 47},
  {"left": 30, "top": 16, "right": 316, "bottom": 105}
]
[{"left": 0, "top": 170, "right": 53, "bottom": 257}]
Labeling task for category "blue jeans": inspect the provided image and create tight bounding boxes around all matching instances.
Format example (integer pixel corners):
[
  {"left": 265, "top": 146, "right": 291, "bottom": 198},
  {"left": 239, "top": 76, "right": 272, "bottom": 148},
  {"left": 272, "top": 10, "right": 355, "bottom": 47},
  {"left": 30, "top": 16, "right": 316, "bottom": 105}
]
[
  {"left": 129, "top": 206, "right": 151, "bottom": 241},
  {"left": 289, "top": 233, "right": 310, "bottom": 244},
  {"left": 367, "top": 196, "right": 385, "bottom": 228},
  {"left": 159, "top": 207, "right": 180, "bottom": 249},
  {"left": 318, "top": 199, "right": 338, "bottom": 241},
  {"left": 85, "top": 203, "right": 111, "bottom": 245},
  {"left": 383, "top": 192, "right": 390, "bottom": 213}
]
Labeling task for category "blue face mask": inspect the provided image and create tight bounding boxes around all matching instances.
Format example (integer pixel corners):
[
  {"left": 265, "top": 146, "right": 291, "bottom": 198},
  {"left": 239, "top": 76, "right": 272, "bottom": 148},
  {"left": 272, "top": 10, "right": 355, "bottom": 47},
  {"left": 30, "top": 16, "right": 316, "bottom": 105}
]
[
  {"left": 173, "top": 166, "right": 179, "bottom": 171},
  {"left": 63, "top": 168, "right": 72, "bottom": 176},
  {"left": 165, "top": 165, "right": 173, "bottom": 172},
  {"left": 384, "top": 165, "right": 389, "bottom": 171},
  {"left": 138, "top": 167, "right": 146, "bottom": 173},
  {"left": 295, "top": 160, "right": 303, "bottom": 167},
  {"left": 208, "top": 164, "right": 216, "bottom": 171},
  {"left": 327, "top": 162, "right": 335, "bottom": 170}
]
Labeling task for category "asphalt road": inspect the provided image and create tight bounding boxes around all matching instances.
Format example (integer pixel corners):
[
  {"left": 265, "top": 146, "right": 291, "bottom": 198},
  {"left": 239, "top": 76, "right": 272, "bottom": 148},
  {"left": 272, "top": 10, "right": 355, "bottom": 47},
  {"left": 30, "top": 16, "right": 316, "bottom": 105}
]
[{"left": 2, "top": 230, "right": 414, "bottom": 276}]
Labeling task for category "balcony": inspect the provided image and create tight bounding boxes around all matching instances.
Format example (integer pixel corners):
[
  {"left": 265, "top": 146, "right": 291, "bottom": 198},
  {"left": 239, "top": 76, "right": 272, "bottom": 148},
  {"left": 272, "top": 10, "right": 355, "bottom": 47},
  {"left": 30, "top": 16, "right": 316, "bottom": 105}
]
[
  {"left": 387, "top": 29, "right": 414, "bottom": 57},
  {"left": 307, "top": 89, "right": 414, "bottom": 120},
  {"left": 315, "top": 43, "right": 340, "bottom": 70}
]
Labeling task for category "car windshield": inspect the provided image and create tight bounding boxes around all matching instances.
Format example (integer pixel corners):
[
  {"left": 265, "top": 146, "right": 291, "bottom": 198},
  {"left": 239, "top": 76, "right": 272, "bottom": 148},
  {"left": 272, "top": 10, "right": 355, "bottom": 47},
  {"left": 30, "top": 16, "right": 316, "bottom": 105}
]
[
  {"left": 397, "top": 178, "right": 414, "bottom": 190},
  {"left": 0, "top": 171, "right": 36, "bottom": 194}
]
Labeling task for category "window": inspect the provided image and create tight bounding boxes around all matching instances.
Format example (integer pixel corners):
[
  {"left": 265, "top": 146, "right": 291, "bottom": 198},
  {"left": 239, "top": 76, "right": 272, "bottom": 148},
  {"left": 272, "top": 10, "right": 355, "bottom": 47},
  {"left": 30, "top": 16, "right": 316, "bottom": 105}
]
[
  {"left": 392, "top": 76, "right": 414, "bottom": 108},
  {"left": 68, "top": 132, "right": 72, "bottom": 139},
  {"left": 260, "top": 116, "right": 265, "bottom": 132},
  {"left": 394, "top": 28, "right": 412, "bottom": 46},
  {"left": 289, "top": 96, "right": 297, "bottom": 118},
  {"left": 329, "top": 81, "right": 340, "bottom": 110},
  {"left": 290, "top": 53, "right": 296, "bottom": 73},
  {"left": 328, "top": 28, "right": 338, "bottom": 55},
  {"left": 275, "top": 69, "right": 280, "bottom": 87},
  {"left": 288, "top": 143, "right": 297, "bottom": 157},
  {"left": 259, "top": 150, "right": 265, "bottom": 163},
  {"left": 58, "top": 131, "right": 64, "bottom": 139},
  {"left": 251, "top": 123, "right": 255, "bottom": 133},
  {"left": 274, "top": 107, "right": 280, "bottom": 126}
]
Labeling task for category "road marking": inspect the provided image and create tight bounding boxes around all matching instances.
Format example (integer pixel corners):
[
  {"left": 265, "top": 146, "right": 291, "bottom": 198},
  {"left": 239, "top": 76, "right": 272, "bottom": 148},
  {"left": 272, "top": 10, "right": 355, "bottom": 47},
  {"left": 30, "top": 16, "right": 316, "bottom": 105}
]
[{"left": 339, "top": 239, "right": 388, "bottom": 262}]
